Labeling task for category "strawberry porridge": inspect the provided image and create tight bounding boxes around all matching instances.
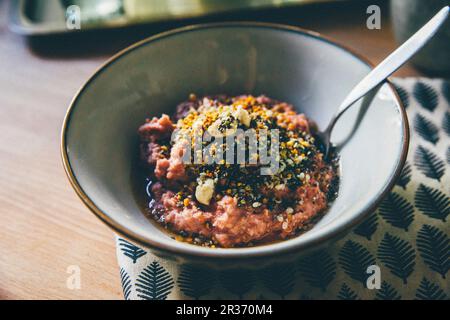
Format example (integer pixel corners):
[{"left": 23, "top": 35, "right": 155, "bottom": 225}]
[{"left": 138, "top": 95, "right": 338, "bottom": 248}]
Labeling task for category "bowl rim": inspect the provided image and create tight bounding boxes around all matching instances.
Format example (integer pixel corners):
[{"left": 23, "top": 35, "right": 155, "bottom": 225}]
[{"left": 61, "top": 21, "right": 409, "bottom": 259}]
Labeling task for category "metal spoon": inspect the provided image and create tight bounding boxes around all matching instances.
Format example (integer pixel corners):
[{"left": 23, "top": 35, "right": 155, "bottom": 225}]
[{"left": 318, "top": 6, "right": 449, "bottom": 158}]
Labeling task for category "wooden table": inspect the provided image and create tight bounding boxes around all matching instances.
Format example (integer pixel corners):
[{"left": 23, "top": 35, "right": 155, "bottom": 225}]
[{"left": 0, "top": 0, "right": 421, "bottom": 300}]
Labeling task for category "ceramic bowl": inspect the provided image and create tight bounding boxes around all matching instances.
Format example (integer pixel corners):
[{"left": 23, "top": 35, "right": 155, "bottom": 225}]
[{"left": 61, "top": 22, "right": 408, "bottom": 266}]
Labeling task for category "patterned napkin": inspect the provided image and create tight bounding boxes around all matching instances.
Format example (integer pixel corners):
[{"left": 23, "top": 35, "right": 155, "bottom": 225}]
[{"left": 115, "top": 78, "right": 449, "bottom": 300}]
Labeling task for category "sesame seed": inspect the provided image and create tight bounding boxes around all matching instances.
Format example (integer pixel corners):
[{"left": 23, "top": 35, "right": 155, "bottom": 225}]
[{"left": 252, "top": 202, "right": 262, "bottom": 208}]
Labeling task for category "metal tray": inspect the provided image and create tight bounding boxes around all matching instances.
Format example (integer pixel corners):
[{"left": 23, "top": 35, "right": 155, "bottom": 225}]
[{"left": 9, "top": 0, "right": 336, "bottom": 36}]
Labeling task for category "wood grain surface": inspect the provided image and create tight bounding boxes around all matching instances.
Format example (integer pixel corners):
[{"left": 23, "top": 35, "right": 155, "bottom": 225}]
[{"left": 0, "top": 0, "right": 421, "bottom": 300}]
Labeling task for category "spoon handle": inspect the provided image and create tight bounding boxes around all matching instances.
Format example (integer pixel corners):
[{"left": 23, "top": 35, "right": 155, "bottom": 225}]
[{"left": 334, "top": 6, "right": 449, "bottom": 121}]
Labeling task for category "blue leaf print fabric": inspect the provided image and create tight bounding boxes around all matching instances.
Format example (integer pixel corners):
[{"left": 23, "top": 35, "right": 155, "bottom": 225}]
[{"left": 115, "top": 78, "right": 449, "bottom": 300}]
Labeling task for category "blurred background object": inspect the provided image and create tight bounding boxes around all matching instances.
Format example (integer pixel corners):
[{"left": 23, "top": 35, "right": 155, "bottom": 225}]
[
  {"left": 391, "top": 0, "right": 450, "bottom": 75},
  {"left": 7, "top": 0, "right": 423, "bottom": 76},
  {"left": 10, "top": 0, "right": 342, "bottom": 35},
  {"left": 9, "top": 0, "right": 448, "bottom": 77}
]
